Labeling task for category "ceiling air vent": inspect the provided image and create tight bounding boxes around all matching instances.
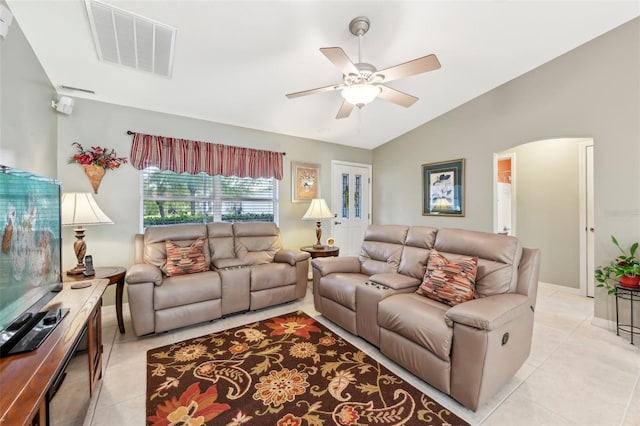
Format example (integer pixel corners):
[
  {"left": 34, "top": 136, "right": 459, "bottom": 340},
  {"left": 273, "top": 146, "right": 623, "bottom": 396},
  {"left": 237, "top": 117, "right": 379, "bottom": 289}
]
[{"left": 85, "top": 0, "right": 177, "bottom": 77}]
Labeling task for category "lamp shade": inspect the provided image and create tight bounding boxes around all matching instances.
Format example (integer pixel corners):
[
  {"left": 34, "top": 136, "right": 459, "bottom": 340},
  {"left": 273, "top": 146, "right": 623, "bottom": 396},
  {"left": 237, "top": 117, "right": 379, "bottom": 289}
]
[
  {"left": 61, "top": 192, "right": 113, "bottom": 226},
  {"left": 341, "top": 84, "right": 381, "bottom": 106},
  {"left": 302, "top": 198, "right": 333, "bottom": 220}
]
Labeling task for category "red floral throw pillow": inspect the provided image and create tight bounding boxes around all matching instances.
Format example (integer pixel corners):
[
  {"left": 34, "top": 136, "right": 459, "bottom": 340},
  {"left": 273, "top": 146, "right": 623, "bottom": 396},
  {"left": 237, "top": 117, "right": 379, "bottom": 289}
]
[
  {"left": 416, "top": 250, "right": 478, "bottom": 307},
  {"left": 165, "top": 237, "right": 209, "bottom": 277}
]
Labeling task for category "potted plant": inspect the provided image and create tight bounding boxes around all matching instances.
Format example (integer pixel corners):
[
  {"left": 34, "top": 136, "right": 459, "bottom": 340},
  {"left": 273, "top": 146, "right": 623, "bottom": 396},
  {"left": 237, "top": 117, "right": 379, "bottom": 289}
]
[{"left": 594, "top": 235, "right": 640, "bottom": 294}]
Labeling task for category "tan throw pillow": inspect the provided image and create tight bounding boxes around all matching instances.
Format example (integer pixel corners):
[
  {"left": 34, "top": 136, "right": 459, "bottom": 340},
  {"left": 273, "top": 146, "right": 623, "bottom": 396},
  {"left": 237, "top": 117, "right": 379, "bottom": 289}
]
[
  {"left": 165, "top": 237, "right": 209, "bottom": 277},
  {"left": 416, "top": 250, "right": 478, "bottom": 306}
]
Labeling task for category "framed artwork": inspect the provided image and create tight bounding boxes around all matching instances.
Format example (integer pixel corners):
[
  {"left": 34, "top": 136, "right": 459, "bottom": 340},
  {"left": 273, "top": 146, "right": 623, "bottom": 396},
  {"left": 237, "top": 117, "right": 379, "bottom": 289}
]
[
  {"left": 422, "top": 158, "right": 465, "bottom": 216},
  {"left": 292, "top": 162, "right": 320, "bottom": 203}
]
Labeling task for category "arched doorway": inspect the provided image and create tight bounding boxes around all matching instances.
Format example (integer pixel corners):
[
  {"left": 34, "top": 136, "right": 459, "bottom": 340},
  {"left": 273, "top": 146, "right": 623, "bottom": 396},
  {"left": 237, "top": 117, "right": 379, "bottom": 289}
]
[{"left": 494, "top": 138, "right": 594, "bottom": 295}]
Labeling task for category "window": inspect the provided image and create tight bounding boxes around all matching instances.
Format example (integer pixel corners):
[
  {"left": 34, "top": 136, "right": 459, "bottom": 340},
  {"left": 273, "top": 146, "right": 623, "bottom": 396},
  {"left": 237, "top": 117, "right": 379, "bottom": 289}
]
[{"left": 141, "top": 167, "right": 278, "bottom": 229}]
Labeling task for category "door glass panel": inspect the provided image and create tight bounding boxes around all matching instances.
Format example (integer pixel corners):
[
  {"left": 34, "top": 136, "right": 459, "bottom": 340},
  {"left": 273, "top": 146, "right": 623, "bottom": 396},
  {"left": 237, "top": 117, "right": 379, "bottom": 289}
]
[
  {"left": 355, "top": 175, "right": 362, "bottom": 219},
  {"left": 341, "top": 173, "right": 349, "bottom": 219}
]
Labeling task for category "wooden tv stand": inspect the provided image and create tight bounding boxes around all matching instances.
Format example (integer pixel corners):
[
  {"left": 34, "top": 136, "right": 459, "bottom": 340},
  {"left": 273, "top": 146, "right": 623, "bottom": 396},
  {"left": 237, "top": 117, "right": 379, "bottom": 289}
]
[{"left": 0, "top": 278, "right": 108, "bottom": 425}]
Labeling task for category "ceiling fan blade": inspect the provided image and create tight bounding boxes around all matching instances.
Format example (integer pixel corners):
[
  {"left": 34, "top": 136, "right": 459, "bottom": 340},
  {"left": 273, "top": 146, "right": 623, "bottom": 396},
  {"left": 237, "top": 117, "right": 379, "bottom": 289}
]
[
  {"left": 336, "top": 101, "right": 354, "bottom": 119},
  {"left": 286, "top": 83, "right": 342, "bottom": 99},
  {"left": 320, "top": 47, "right": 359, "bottom": 76},
  {"left": 378, "top": 85, "right": 419, "bottom": 108},
  {"left": 376, "top": 54, "right": 441, "bottom": 83}
]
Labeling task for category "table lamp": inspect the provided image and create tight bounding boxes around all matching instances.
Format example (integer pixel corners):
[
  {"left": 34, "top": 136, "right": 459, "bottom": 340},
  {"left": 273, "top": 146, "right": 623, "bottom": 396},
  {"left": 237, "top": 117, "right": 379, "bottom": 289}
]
[
  {"left": 61, "top": 192, "right": 113, "bottom": 275},
  {"left": 302, "top": 198, "right": 333, "bottom": 249}
]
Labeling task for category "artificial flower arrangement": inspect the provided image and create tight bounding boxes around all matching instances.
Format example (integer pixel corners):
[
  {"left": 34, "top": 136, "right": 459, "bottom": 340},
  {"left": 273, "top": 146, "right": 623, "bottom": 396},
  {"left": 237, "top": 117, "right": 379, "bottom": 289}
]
[{"left": 69, "top": 142, "right": 127, "bottom": 170}]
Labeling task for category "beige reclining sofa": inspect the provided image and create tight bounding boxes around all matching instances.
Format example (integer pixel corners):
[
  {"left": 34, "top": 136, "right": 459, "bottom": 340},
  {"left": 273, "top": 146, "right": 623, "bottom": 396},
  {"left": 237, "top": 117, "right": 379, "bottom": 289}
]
[
  {"left": 125, "top": 222, "right": 310, "bottom": 336},
  {"left": 312, "top": 225, "right": 540, "bottom": 411}
]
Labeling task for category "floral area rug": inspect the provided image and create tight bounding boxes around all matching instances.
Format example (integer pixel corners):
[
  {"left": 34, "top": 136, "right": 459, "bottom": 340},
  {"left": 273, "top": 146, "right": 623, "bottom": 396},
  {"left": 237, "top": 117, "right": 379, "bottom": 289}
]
[{"left": 146, "top": 311, "right": 468, "bottom": 425}]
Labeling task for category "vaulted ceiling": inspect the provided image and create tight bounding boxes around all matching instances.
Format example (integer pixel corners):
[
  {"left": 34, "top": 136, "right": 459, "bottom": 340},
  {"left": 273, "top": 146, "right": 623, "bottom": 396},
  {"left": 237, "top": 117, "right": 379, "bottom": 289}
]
[{"left": 8, "top": 1, "right": 640, "bottom": 149}]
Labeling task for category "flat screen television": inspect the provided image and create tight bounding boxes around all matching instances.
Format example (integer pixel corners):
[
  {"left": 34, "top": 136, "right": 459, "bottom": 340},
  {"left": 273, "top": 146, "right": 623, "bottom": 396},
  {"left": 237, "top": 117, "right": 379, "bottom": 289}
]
[{"left": 0, "top": 165, "right": 64, "bottom": 356}]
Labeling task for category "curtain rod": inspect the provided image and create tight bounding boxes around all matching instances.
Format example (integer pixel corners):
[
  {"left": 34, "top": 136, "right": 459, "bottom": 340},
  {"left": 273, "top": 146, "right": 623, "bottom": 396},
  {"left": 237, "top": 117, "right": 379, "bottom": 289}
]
[{"left": 126, "top": 130, "right": 286, "bottom": 155}]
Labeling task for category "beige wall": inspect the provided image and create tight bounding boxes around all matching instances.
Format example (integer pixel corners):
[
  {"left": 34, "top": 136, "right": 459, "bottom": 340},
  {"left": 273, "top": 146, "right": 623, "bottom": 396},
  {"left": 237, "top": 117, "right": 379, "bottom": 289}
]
[
  {"left": 0, "top": 14, "right": 56, "bottom": 176},
  {"left": 373, "top": 18, "right": 640, "bottom": 321},
  {"left": 55, "top": 99, "right": 371, "bottom": 304}
]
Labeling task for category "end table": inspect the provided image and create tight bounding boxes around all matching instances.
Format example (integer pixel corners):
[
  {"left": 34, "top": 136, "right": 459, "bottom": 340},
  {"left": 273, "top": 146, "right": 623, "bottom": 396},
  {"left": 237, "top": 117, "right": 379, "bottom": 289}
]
[
  {"left": 301, "top": 246, "right": 340, "bottom": 258},
  {"left": 64, "top": 266, "right": 127, "bottom": 333}
]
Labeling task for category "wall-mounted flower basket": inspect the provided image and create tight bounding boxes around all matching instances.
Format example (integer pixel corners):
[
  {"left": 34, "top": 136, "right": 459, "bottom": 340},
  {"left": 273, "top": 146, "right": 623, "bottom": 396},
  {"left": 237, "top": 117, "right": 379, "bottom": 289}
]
[
  {"left": 82, "top": 164, "right": 106, "bottom": 193},
  {"left": 69, "top": 143, "right": 127, "bottom": 194}
]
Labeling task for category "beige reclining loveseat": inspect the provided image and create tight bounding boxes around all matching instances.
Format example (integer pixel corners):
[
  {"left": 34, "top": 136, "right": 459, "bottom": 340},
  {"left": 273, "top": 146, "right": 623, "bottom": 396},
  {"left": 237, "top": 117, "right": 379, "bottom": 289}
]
[
  {"left": 312, "top": 225, "right": 540, "bottom": 411},
  {"left": 125, "top": 222, "right": 310, "bottom": 336}
]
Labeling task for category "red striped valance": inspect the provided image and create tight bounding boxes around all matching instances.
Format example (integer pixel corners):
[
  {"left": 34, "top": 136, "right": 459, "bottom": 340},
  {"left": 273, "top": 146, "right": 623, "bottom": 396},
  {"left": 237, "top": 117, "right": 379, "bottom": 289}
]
[{"left": 129, "top": 132, "right": 284, "bottom": 179}]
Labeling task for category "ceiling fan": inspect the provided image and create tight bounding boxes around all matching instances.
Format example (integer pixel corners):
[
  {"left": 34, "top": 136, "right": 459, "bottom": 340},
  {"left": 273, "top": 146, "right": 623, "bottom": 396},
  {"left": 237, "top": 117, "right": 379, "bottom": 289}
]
[{"left": 286, "top": 16, "right": 441, "bottom": 119}]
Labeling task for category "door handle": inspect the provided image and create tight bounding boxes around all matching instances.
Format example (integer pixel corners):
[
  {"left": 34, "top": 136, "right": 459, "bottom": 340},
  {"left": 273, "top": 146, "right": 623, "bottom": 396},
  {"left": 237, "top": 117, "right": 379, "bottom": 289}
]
[
  {"left": 590, "top": 227, "right": 594, "bottom": 232},
  {"left": 334, "top": 221, "right": 342, "bottom": 225}
]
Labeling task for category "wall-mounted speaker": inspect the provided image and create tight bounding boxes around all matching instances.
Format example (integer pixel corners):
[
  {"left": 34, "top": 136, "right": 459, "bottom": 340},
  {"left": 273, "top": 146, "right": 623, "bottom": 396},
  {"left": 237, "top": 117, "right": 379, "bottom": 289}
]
[{"left": 51, "top": 96, "right": 74, "bottom": 115}]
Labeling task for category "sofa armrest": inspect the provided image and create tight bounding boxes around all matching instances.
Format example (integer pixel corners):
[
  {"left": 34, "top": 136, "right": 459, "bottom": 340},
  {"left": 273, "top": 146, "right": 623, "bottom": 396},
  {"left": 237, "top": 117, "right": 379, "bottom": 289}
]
[
  {"left": 444, "top": 293, "right": 531, "bottom": 331},
  {"left": 311, "top": 256, "right": 361, "bottom": 276},
  {"left": 125, "top": 263, "right": 163, "bottom": 286},
  {"left": 275, "top": 249, "right": 310, "bottom": 266},
  {"left": 369, "top": 273, "right": 421, "bottom": 290}
]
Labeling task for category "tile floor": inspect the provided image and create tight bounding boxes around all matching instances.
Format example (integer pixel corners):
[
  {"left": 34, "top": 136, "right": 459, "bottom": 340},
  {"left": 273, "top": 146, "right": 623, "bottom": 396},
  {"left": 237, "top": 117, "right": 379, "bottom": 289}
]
[{"left": 52, "top": 283, "right": 640, "bottom": 425}]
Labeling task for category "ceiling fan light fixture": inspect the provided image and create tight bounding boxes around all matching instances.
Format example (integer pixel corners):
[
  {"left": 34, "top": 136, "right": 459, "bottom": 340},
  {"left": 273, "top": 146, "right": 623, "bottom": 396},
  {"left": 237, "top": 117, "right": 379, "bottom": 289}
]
[
  {"left": 341, "top": 84, "right": 381, "bottom": 107},
  {"left": 285, "top": 15, "right": 440, "bottom": 119}
]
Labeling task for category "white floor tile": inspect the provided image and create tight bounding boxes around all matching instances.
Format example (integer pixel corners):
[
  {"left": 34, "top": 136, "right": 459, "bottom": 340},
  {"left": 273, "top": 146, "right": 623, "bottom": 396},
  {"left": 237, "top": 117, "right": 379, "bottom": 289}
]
[{"left": 481, "top": 391, "right": 576, "bottom": 426}]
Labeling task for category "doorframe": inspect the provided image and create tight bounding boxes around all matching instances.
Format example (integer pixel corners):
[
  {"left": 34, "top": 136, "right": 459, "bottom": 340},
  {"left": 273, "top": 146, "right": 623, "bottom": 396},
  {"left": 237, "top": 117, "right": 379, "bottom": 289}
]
[
  {"left": 492, "top": 152, "right": 516, "bottom": 235},
  {"left": 578, "top": 139, "right": 595, "bottom": 296}
]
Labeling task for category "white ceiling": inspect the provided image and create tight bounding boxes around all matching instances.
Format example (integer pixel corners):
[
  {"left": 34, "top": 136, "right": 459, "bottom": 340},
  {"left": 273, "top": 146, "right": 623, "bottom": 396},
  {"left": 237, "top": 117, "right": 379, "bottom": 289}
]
[{"left": 7, "top": 1, "right": 640, "bottom": 149}]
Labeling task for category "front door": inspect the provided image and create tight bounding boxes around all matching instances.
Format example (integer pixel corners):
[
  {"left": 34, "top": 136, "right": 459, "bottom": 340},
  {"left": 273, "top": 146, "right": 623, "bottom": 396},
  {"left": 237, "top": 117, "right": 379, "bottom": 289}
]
[{"left": 330, "top": 161, "right": 371, "bottom": 256}]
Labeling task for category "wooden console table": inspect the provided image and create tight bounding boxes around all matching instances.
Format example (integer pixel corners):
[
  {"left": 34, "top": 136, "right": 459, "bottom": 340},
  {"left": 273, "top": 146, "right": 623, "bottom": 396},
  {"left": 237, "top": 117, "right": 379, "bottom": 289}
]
[{"left": 0, "top": 278, "right": 108, "bottom": 425}]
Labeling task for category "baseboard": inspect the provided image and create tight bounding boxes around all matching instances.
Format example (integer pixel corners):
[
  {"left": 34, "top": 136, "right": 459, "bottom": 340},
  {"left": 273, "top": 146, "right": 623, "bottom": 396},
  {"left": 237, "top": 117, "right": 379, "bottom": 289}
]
[
  {"left": 591, "top": 316, "right": 616, "bottom": 331},
  {"left": 538, "top": 281, "right": 582, "bottom": 296}
]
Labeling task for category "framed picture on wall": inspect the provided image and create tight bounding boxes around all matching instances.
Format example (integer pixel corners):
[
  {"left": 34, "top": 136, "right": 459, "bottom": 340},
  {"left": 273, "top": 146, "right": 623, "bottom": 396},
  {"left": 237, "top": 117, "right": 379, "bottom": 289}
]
[
  {"left": 422, "top": 158, "right": 465, "bottom": 216},
  {"left": 292, "top": 162, "right": 320, "bottom": 203}
]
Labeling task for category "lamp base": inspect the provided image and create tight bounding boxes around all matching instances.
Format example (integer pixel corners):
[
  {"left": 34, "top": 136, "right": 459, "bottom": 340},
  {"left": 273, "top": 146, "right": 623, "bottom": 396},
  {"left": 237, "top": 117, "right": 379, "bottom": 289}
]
[
  {"left": 313, "top": 221, "right": 324, "bottom": 249},
  {"left": 68, "top": 226, "right": 87, "bottom": 276}
]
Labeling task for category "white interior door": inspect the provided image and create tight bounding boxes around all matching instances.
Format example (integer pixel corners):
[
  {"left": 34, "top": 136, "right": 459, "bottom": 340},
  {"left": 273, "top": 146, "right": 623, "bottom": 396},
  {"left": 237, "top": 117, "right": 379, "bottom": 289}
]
[{"left": 331, "top": 161, "right": 371, "bottom": 256}]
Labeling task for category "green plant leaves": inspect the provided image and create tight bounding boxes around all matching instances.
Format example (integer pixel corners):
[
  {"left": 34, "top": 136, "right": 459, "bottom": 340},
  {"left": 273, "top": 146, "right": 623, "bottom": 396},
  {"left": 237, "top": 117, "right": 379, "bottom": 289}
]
[{"left": 595, "top": 235, "right": 640, "bottom": 293}]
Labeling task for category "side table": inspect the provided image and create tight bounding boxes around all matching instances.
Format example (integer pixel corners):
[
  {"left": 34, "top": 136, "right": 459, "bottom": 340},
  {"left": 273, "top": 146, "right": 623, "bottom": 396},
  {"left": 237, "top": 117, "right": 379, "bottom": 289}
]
[
  {"left": 615, "top": 284, "right": 640, "bottom": 344},
  {"left": 301, "top": 245, "right": 340, "bottom": 258},
  {"left": 65, "top": 266, "right": 127, "bottom": 334}
]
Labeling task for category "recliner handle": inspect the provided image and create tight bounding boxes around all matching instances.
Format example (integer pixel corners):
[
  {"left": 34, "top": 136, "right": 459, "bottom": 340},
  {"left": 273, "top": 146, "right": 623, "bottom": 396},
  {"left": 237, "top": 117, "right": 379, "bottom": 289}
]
[{"left": 501, "top": 332, "right": 509, "bottom": 346}]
